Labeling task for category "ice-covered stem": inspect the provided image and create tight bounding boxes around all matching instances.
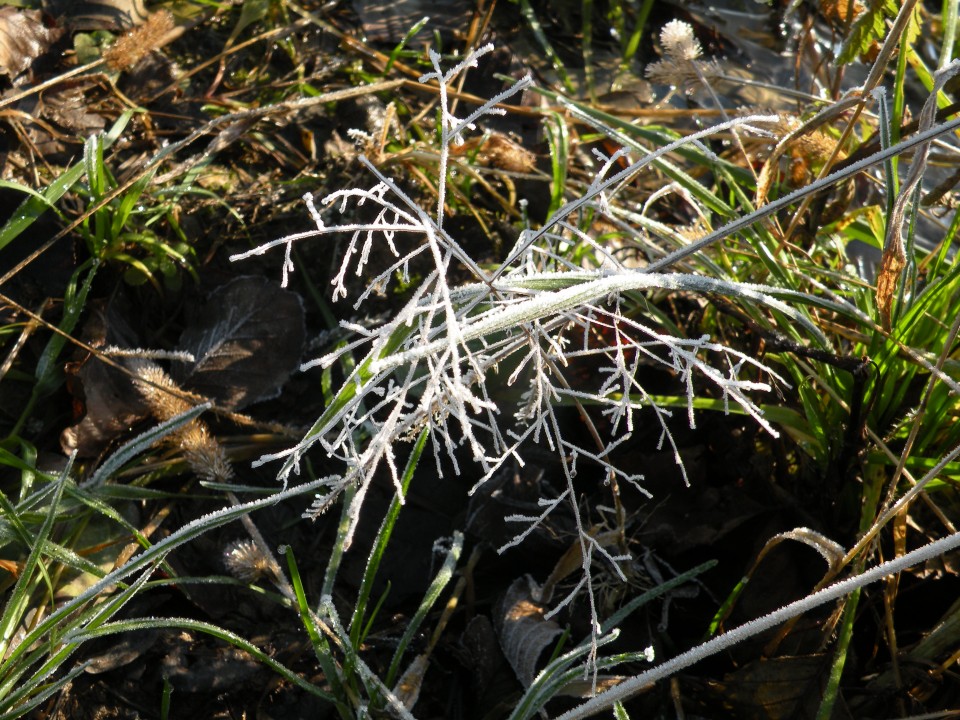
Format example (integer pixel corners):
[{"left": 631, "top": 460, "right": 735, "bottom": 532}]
[
  {"left": 556, "top": 529, "right": 960, "bottom": 720},
  {"left": 418, "top": 44, "right": 533, "bottom": 231},
  {"left": 369, "top": 270, "right": 814, "bottom": 384}
]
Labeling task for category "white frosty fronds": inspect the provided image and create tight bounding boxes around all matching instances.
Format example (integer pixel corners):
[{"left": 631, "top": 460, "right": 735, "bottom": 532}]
[{"left": 230, "top": 41, "right": 794, "bottom": 676}]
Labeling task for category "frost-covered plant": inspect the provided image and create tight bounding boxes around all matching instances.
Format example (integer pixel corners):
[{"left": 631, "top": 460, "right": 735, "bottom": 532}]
[{"left": 231, "top": 43, "right": 804, "bottom": 667}]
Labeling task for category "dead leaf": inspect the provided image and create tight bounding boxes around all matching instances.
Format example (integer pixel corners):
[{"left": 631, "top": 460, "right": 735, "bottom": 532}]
[
  {"left": 466, "top": 466, "right": 571, "bottom": 558},
  {"left": 37, "top": 84, "right": 107, "bottom": 135},
  {"left": 172, "top": 276, "right": 305, "bottom": 410},
  {"left": 60, "top": 355, "right": 151, "bottom": 458},
  {"left": 539, "top": 529, "right": 622, "bottom": 604},
  {"left": 713, "top": 654, "right": 829, "bottom": 720},
  {"left": 494, "top": 576, "right": 563, "bottom": 689},
  {"left": 9, "top": 83, "right": 107, "bottom": 161},
  {"left": 749, "top": 527, "right": 846, "bottom": 577},
  {"left": 875, "top": 239, "right": 905, "bottom": 331},
  {"left": 85, "top": 628, "right": 161, "bottom": 673},
  {"left": 63, "top": 277, "right": 305, "bottom": 458},
  {"left": 46, "top": 0, "right": 148, "bottom": 31},
  {"left": 455, "top": 616, "right": 500, "bottom": 699},
  {"left": 60, "top": 300, "right": 150, "bottom": 458},
  {"left": 351, "top": 0, "right": 469, "bottom": 43},
  {"left": 875, "top": 60, "right": 960, "bottom": 330},
  {"left": 393, "top": 653, "right": 428, "bottom": 711},
  {"left": 0, "top": 8, "right": 62, "bottom": 82},
  {"left": 452, "top": 133, "right": 537, "bottom": 173}
]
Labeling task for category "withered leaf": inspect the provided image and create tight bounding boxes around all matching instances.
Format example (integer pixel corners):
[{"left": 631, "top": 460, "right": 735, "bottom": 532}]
[
  {"left": 714, "top": 654, "right": 829, "bottom": 720},
  {"left": 37, "top": 85, "right": 107, "bottom": 135},
  {"left": 875, "top": 239, "right": 905, "bottom": 331},
  {"left": 60, "top": 355, "right": 150, "bottom": 458},
  {"left": 173, "top": 276, "right": 305, "bottom": 410},
  {"left": 60, "top": 299, "right": 149, "bottom": 458},
  {"left": 11, "top": 83, "right": 107, "bottom": 161},
  {"left": 46, "top": 0, "right": 147, "bottom": 31},
  {"left": 351, "top": 0, "right": 467, "bottom": 43},
  {"left": 0, "top": 8, "right": 62, "bottom": 81},
  {"left": 494, "top": 576, "right": 563, "bottom": 689}
]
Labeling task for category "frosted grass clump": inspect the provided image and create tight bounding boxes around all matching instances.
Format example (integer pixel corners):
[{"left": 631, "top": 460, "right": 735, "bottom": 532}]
[{"left": 230, "top": 42, "right": 792, "bottom": 661}]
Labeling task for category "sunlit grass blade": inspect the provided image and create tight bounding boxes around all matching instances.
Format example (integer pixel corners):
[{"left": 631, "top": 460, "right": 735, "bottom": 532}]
[{"left": 350, "top": 426, "right": 429, "bottom": 646}]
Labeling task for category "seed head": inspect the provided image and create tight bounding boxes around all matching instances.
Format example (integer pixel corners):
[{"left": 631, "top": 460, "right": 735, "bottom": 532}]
[
  {"left": 223, "top": 539, "right": 273, "bottom": 583},
  {"left": 659, "top": 20, "right": 702, "bottom": 62}
]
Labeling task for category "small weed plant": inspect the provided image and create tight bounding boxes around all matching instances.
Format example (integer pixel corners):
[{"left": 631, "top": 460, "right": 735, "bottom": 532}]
[
  {"left": 231, "top": 34, "right": 960, "bottom": 716},
  {"left": 233, "top": 42, "right": 792, "bottom": 639}
]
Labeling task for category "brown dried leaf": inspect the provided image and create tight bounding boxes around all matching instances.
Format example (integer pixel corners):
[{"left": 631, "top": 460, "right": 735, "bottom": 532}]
[
  {"left": 3, "top": 83, "right": 107, "bottom": 162},
  {"left": 749, "top": 527, "right": 846, "bottom": 577},
  {"left": 457, "top": 133, "right": 536, "bottom": 173},
  {"left": 540, "top": 529, "right": 621, "bottom": 604},
  {"left": 85, "top": 628, "right": 161, "bottom": 673},
  {"left": 352, "top": 0, "right": 468, "bottom": 43},
  {"left": 0, "top": 8, "right": 62, "bottom": 81},
  {"left": 60, "top": 301, "right": 149, "bottom": 458},
  {"left": 393, "top": 653, "right": 428, "bottom": 711},
  {"left": 60, "top": 356, "right": 150, "bottom": 458},
  {"left": 37, "top": 84, "right": 107, "bottom": 135},
  {"left": 875, "top": 239, "right": 905, "bottom": 331}
]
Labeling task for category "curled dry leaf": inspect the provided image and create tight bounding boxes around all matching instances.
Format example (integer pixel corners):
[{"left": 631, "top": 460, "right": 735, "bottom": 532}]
[
  {"left": 875, "top": 230, "right": 906, "bottom": 331},
  {"left": 0, "top": 8, "right": 62, "bottom": 81},
  {"left": 61, "top": 300, "right": 150, "bottom": 458},
  {"left": 452, "top": 132, "right": 537, "bottom": 173},
  {"left": 749, "top": 527, "right": 847, "bottom": 577},
  {"left": 10, "top": 83, "right": 107, "bottom": 161},
  {"left": 393, "top": 653, "right": 428, "bottom": 711}
]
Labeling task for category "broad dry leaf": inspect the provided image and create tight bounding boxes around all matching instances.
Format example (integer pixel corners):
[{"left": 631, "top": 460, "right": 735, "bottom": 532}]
[
  {"left": 173, "top": 276, "right": 305, "bottom": 410},
  {"left": 714, "top": 654, "right": 829, "bottom": 719},
  {"left": 0, "top": 8, "right": 62, "bottom": 81},
  {"left": 351, "top": 0, "right": 468, "bottom": 43},
  {"left": 46, "top": 0, "right": 148, "bottom": 31},
  {"left": 60, "top": 300, "right": 150, "bottom": 457}
]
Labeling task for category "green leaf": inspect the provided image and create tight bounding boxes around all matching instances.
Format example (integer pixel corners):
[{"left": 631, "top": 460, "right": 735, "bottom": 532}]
[{"left": 837, "top": 1, "right": 895, "bottom": 65}]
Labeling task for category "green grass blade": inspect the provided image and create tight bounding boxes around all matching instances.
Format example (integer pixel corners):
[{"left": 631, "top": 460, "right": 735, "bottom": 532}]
[
  {"left": 0, "top": 459, "right": 71, "bottom": 663},
  {"left": 386, "top": 530, "right": 463, "bottom": 687},
  {"left": 350, "top": 426, "right": 429, "bottom": 646}
]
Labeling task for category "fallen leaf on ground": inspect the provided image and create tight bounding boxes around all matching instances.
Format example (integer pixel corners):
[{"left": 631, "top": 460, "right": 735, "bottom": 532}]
[
  {"left": 0, "top": 8, "right": 62, "bottom": 81},
  {"left": 173, "top": 276, "right": 305, "bottom": 410}
]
